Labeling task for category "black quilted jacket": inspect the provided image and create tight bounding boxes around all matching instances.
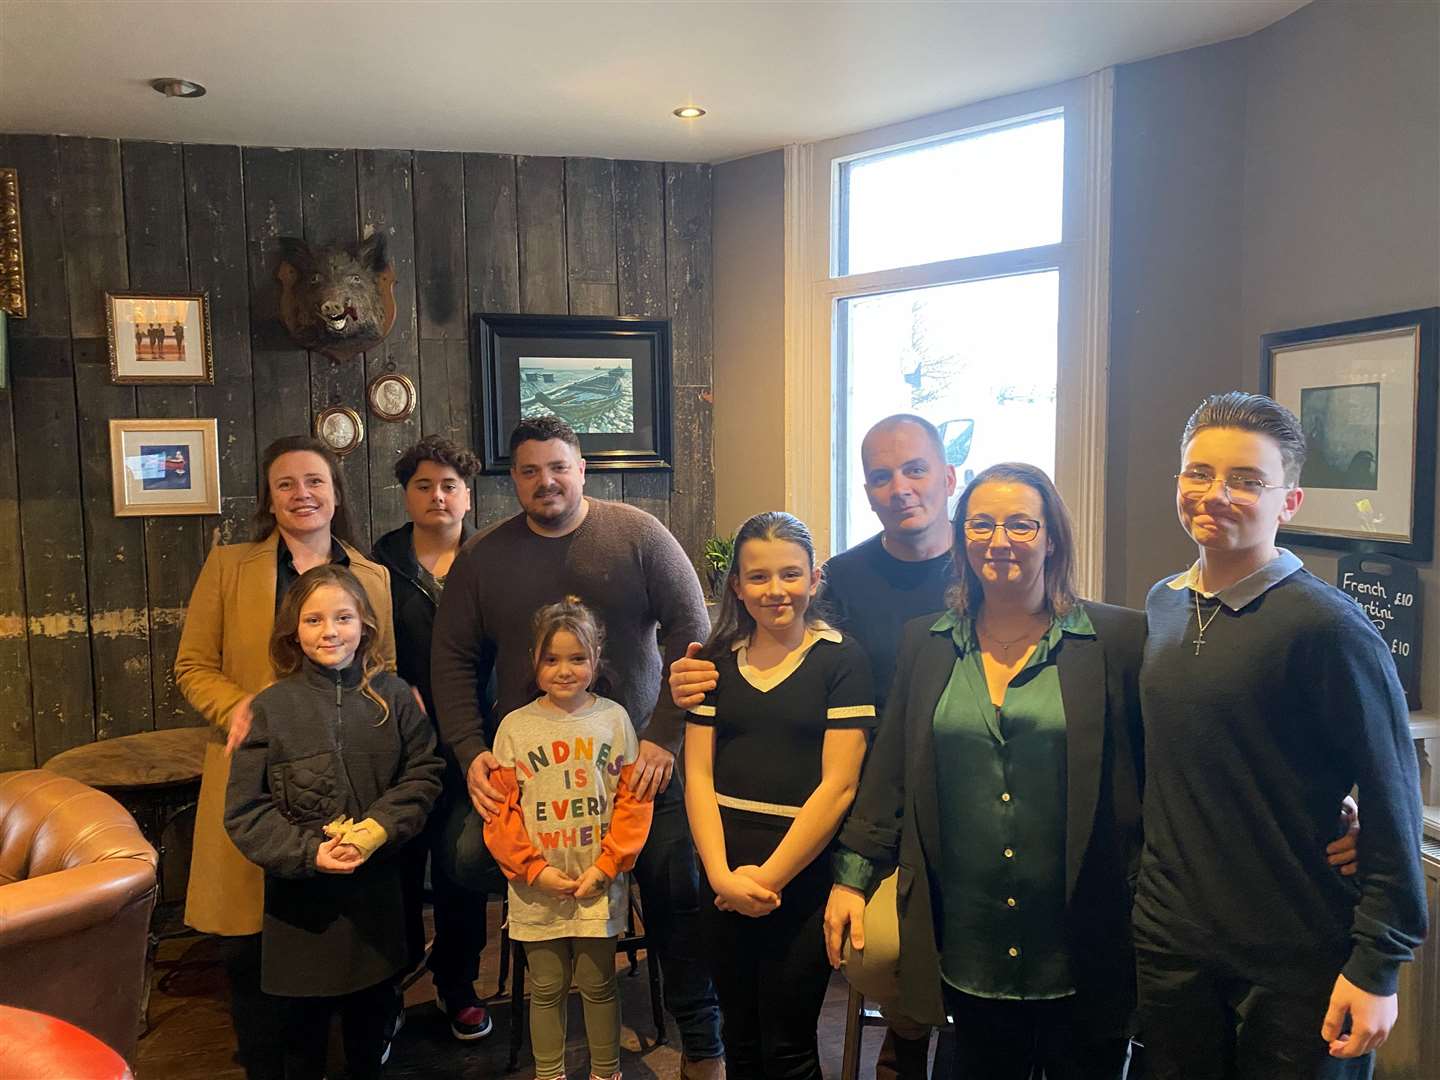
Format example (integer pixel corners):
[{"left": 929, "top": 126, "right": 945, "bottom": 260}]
[{"left": 225, "top": 658, "right": 443, "bottom": 996}]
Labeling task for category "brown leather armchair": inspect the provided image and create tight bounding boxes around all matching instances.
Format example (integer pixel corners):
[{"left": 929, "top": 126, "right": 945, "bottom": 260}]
[{"left": 0, "top": 770, "right": 158, "bottom": 1062}]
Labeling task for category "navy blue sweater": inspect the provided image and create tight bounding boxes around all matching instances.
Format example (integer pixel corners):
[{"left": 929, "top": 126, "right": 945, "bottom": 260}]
[{"left": 1135, "top": 568, "right": 1426, "bottom": 996}]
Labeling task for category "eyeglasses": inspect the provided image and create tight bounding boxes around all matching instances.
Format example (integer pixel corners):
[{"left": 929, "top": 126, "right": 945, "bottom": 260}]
[
  {"left": 1175, "top": 469, "right": 1289, "bottom": 507},
  {"left": 962, "top": 517, "right": 1043, "bottom": 544}
]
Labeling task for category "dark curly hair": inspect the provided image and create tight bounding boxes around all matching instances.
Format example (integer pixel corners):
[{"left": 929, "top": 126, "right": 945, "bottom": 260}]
[
  {"left": 509, "top": 414, "right": 580, "bottom": 454},
  {"left": 394, "top": 435, "right": 481, "bottom": 488}
]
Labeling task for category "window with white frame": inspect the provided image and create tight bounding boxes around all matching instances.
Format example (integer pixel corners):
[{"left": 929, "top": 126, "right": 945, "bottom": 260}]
[{"left": 787, "top": 74, "right": 1111, "bottom": 595}]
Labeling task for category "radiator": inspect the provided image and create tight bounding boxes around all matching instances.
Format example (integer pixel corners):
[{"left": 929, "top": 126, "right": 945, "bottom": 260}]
[{"left": 1375, "top": 819, "right": 1440, "bottom": 1079}]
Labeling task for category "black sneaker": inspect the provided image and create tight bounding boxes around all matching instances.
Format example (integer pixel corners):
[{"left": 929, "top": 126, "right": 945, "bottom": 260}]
[{"left": 435, "top": 990, "right": 494, "bottom": 1041}]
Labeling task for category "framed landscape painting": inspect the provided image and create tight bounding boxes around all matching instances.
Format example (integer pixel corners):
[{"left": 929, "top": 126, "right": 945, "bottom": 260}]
[{"left": 473, "top": 313, "right": 674, "bottom": 473}]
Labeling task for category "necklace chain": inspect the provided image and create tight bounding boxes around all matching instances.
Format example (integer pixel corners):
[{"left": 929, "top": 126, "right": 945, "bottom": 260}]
[
  {"left": 1192, "top": 592, "right": 1223, "bottom": 655},
  {"left": 979, "top": 614, "right": 1047, "bottom": 654}
]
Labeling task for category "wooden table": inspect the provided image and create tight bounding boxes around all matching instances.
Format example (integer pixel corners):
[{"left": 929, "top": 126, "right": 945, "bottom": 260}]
[{"left": 44, "top": 727, "right": 210, "bottom": 904}]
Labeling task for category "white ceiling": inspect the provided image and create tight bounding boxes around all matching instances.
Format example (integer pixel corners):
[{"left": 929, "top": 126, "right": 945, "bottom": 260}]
[{"left": 0, "top": 0, "right": 1307, "bottom": 163}]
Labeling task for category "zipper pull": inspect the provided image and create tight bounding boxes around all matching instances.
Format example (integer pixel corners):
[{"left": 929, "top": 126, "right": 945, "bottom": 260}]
[{"left": 336, "top": 679, "right": 342, "bottom": 707}]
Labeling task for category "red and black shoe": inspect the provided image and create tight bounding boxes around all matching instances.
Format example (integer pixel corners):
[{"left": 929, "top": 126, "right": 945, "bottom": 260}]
[{"left": 435, "top": 990, "right": 494, "bottom": 1042}]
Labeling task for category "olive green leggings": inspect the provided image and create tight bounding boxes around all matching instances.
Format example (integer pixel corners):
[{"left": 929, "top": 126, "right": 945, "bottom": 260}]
[{"left": 526, "top": 936, "right": 620, "bottom": 1079}]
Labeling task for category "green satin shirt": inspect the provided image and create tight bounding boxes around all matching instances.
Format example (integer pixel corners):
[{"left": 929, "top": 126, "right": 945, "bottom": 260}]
[{"left": 834, "top": 604, "right": 1093, "bottom": 1001}]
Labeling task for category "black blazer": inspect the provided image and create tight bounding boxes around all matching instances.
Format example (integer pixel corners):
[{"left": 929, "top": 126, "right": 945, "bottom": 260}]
[{"left": 837, "top": 600, "right": 1145, "bottom": 1032}]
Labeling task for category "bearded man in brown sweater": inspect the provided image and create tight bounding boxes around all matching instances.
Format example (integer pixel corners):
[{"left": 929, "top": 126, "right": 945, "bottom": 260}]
[{"left": 431, "top": 414, "right": 724, "bottom": 1078}]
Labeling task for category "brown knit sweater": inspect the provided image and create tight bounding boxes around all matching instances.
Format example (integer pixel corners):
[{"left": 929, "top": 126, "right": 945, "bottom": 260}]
[{"left": 430, "top": 498, "right": 708, "bottom": 774}]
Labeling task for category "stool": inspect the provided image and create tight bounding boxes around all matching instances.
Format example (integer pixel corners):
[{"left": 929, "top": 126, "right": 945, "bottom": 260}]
[
  {"left": 0, "top": 1004, "right": 134, "bottom": 1080},
  {"left": 505, "top": 885, "right": 666, "bottom": 1072},
  {"left": 840, "top": 986, "right": 888, "bottom": 1080},
  {"left": 44, "top": 727, "right": 209, "bottom": 906}
]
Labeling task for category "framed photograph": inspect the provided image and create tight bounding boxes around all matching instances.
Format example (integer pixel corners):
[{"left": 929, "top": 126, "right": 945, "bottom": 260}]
[
  {"left": 106, "top": 291, "right": 214, "bottom": 384},
  {"left": 109, "top": 418, "right": 221, "bottom": 517},
  {"left": 367, "top": 371, "right": 416, "bottom": 422},
  {"left": 315, "top": 405, "right": 365, "bottom": 457},
  {"left": 1, "top": 166, "right": 26, "bottom": 318},
  {"left": 1262, "top": 307, "right": 1438, "bottom": 560},
  {"left": 473, "top": 313, "right": 673, "bottom": 473}
]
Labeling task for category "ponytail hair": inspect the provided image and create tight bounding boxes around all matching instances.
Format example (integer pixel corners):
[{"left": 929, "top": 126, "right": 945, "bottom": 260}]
[
  {"left": 700, "top": 511, "right": 826, "bottom": 661},
  {"left": 529, "top": 595, "right": 608, "bottom": 698}
]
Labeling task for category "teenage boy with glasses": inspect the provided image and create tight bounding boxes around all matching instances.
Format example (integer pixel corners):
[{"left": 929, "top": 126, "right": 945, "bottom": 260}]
[{"left": 1135, "top": 391, "right": 1427, "bottom": 1079}]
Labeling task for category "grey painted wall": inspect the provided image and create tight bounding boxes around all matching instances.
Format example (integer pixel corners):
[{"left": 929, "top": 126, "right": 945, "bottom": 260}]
[
  {"left": 713, "top": 149, "right": 787, "bottom": 537},
  {"left": 1105, "top": 0, "right": 1440, "bottom": 725},
  {"left": 1106, "top": 38, "right": 1251, "bottom": 605},
  {"left": 1242, "top": 0, "right": 1440, "bottom": 708}
]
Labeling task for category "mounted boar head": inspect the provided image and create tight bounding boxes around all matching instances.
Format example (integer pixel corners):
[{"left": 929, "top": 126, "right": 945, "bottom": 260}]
[{"left": 276, "top": 234, "right": 397, "bottom": 361}]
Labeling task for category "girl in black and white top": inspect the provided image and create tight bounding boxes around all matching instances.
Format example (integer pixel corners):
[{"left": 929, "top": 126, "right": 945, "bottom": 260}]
[{"left": 685, "top": 511, "right": 875, "bottom": 1080}]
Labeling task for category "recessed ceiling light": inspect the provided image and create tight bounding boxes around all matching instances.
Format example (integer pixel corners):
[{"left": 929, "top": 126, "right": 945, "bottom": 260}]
[
  {"left": 673, "top": 106, "right": 706, "bottom": 119},
  {"left": 151, "top": 77, "right": 207, "bottom": 99}
]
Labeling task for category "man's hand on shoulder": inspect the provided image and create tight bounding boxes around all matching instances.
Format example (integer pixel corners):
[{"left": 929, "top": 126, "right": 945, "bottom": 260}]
[
  {"left": 631, "top": 740, "right": 674, "bottom": 802},
  {"left": 466, "top": 750, "right": 503, "bottom": 822},
  {"left": 670, "top": 641, "right": 718, "bottom": 710}
]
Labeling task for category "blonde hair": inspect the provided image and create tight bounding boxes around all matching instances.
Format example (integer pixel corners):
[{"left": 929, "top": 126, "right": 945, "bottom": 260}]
[
  {"left": 530, "top": 595, "right": 606, "bottom": 696},
  {"left": 270, "top": 564, "right": 390, "bottom": 723}
]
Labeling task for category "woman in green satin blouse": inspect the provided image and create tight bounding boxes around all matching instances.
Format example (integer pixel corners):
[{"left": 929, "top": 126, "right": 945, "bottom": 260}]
[{"left": 824, "top": 462, "right": 1146, "bottom": 1080}]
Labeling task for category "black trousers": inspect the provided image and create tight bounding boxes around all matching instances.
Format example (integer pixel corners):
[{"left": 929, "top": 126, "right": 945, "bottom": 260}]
[
  {"left": 401, "top": 788, "right": 495, "bottom": 1002},
  {"left": 1135, "top": 949, "right": 1374, "bottom": 1080},
  {"left": 699, "top": 815, "right": 832, "bottom": 1080},
  {"left": 222, "top": 933, "right": 286, "bottom": 1080},
  {"left": 279, "top": 979, "right": 395, "bottom": 1080},
  {"left": 942, "top": 985, "right": 1131, "bottom": 1080}
]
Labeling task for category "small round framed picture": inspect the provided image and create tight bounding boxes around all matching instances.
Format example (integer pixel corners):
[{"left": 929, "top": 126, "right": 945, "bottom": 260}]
[
  {"left": 315, "top": 405, "right": 365, "bottom": 457},
  {"left": 368, "top": 372, "right": 417, "bottom": 423}
]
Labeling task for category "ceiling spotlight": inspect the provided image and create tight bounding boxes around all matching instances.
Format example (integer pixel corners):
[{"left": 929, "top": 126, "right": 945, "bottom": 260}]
[
  {"left": 673, "top": 106, "right": 706, "bottom": 119},
  {"left": 151, "top": 77, "right": 207, "bottom": 99}
]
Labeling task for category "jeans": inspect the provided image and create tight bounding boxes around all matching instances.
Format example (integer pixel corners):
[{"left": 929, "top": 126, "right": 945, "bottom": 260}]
[
  {"left": 1135, "top": 949, "right": 1373, "bottom": 1080},
  {"left": 408, "top": 788, "right": 502, "bottom": 1001},
  {"left": 630, "top": 779, "right": 725, "bottom": 1060},
  {"left": 942, "top": 984, "right": 1132, "bottom": 1080}
]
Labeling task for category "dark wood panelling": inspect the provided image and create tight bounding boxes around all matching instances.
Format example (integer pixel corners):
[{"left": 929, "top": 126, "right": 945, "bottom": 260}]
[
  {"left": 665, "top": 164, "right": 716, "bottom": 564},
  {"left": 0, "top": 132, "right": 712, "bottom": 766},
  {"left": 516, "top": 156, "right": 568, "bottom": 315},
  {"left": 1, "top": 135, "right": 69, "bottom": 339},
  {"left": 359, "top": 150, "right": 421, "bottom": 541},
  {"left": 615, "top": 160, "right": 667, "bottom": 319},
  {"left": 565, "top": 158, "right": 618, "bottom": 316},
  {"left": 614, "top": 159, "right": 673, "bottom": 530},
  {"left": 243, "top": 147, "right": 309, "bottom": 460},
  {"left": 0, "top": 135, "right": 54, "bottom": 767},
  {"left": 301, "top": 149, "right": 372, "bottom": 551},
  {"left": 464, "top": 153, "right": 522, "bottom": 524},
  {"left": 187, "top": 143, "right": 257, "bottom": 545},
  {"left": 123, "top": 140, "right": 204, "bottom": 731},
  {"left": 413, "top": 151, "right": 467, "bottom": 342},
  {"left": 10, "top": 337, "right": 95, "bottom": 761},
  {"left": 61, "top": 138, "right": 128, "bottom": 339}
]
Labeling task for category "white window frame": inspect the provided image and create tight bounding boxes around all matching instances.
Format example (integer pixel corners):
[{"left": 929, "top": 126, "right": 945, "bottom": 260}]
[{"left": 783, "top": 70, "right": 1113, "bottom": 598}]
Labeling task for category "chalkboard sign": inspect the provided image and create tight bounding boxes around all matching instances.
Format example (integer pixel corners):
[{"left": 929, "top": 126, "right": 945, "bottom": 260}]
[{"left": 1336, "top": 553, "right": 1421, "bottom": 709}]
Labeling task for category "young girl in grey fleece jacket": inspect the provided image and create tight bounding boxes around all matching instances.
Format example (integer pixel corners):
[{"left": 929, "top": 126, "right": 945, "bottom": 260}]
[
  {"left": 226, "top": 565, "right": 443, "bottom": 1080},
  {"left": 485, "top": 597, "right": 654, "bottom": 1080}
]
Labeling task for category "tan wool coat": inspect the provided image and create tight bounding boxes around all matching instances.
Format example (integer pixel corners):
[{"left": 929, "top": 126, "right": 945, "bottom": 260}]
[{"left": 174, "top": 532, "right": 396, "bottom": 936}]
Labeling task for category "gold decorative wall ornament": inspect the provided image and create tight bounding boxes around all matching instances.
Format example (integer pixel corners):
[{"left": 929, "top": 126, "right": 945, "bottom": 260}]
[{"left": 0, "top": 167, "right": 26, "bottom": 318}]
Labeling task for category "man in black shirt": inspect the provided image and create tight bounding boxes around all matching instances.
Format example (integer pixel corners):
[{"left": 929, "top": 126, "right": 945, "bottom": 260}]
[
  {"left": 673, "top": 413, "right": 955, "bottom": 1079},
  {"left": 1136, "top": 392, "right": 1426, "bottom": 1078}
]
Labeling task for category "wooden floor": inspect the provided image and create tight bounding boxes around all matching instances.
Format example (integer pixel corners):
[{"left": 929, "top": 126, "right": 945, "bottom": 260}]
[{"left": 133, "top": 902, "right": 894, "bottom": 1080}]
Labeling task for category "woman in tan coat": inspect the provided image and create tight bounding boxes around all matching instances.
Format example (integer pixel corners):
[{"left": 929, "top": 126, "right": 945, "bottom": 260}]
[{"left": 175, "top": 434, "right": 395, "bottom": 1080}]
